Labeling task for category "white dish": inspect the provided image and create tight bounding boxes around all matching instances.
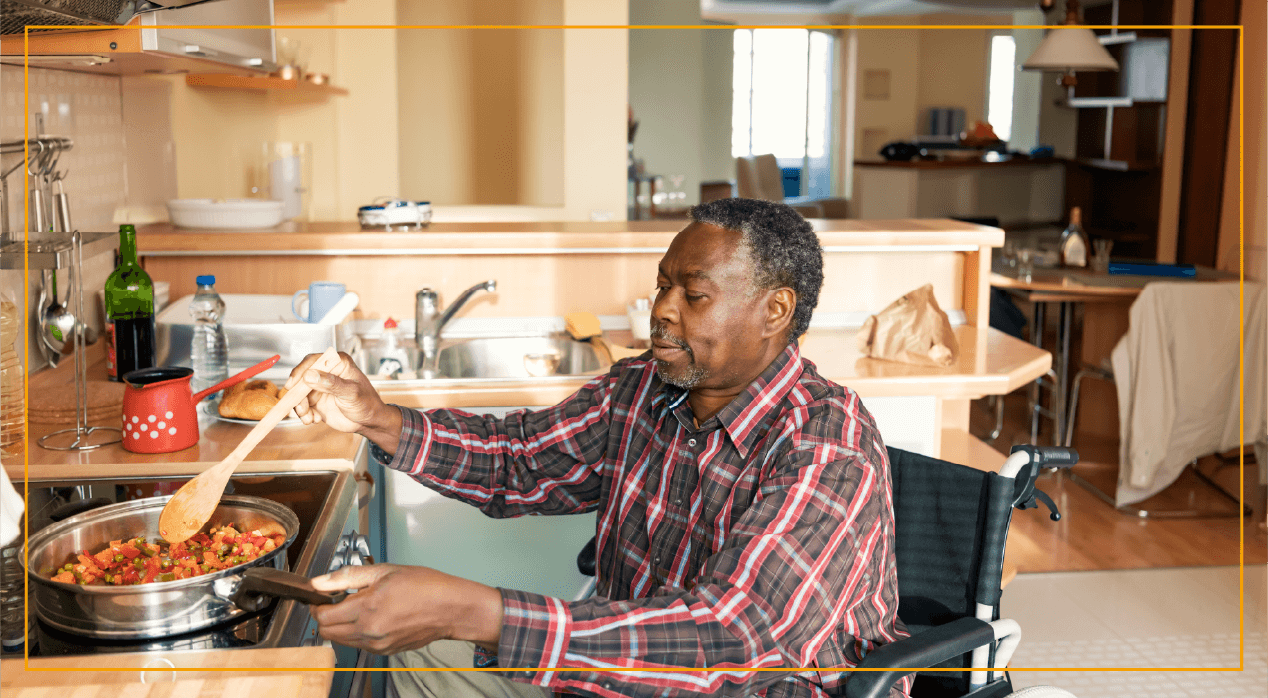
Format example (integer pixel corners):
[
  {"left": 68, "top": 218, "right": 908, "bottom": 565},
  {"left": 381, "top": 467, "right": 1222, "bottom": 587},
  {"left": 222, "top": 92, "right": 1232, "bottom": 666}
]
[
  {"left": 168, "top": 199, "right": 286, "bottom": 230},
  {"left": 358, "top": 199, "right": 431, "bottom": 228},
  {"left": 203, "top": 400, "right": 302, "bottom": 426}
]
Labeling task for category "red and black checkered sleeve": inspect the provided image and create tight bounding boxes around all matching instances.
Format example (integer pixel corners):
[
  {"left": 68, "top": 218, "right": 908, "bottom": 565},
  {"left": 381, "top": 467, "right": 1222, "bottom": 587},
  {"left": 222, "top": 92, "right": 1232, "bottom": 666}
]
[{"left": 380, "top": 369, "right": 619, "bottom": 518}]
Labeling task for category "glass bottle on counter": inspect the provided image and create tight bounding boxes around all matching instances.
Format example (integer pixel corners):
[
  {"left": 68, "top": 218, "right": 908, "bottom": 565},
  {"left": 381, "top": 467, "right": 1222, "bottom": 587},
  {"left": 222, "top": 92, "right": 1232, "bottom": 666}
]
[
  {"left": 189, "top": 275, "right": 228, "bottom": 399},
  {"left": 1060, "top": 207, "right": 1089, "bottom": 268},
  {"left": 104, "top": 224, "right": 156, "bottom": 381}
]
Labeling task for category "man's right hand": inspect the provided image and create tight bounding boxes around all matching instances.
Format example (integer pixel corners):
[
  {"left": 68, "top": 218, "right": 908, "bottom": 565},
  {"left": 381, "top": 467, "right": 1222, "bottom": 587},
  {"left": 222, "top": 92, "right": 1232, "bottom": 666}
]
[{"left": 285, "top": 352, "right": 403, "bottom": 455}]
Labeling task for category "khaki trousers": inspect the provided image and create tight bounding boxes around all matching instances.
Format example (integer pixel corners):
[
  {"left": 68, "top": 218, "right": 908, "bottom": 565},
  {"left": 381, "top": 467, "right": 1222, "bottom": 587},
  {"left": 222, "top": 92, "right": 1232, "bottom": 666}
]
[{"left": 388, "top": 640, "right": 553, "bottom": 698}]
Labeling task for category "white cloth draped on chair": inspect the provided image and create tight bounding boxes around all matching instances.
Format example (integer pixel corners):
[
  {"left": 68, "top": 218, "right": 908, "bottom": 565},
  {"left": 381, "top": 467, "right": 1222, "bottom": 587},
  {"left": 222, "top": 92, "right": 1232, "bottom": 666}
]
[{"left": 1111, "top": 281, "right": 1267, "bottom": 506}]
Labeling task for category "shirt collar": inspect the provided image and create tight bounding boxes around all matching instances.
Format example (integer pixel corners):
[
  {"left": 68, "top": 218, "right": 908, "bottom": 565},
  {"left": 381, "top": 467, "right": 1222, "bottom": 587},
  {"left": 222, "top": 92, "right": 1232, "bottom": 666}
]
[{"left": 658, "top": 343, "right": 805, "bottom": 459}]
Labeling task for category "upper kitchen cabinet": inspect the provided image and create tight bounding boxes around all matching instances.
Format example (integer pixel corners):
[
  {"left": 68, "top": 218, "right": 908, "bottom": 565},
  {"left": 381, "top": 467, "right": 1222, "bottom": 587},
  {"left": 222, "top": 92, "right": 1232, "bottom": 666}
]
[{"left": 0, "top": 0, "right": 276, "bottom": 76}]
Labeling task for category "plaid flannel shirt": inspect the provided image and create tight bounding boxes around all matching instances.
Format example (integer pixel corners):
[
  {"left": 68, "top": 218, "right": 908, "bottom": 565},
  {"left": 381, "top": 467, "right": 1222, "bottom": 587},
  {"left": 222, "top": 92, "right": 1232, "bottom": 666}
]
[{"left": 377, "top": 343, "right": 910, "bottom": 698}]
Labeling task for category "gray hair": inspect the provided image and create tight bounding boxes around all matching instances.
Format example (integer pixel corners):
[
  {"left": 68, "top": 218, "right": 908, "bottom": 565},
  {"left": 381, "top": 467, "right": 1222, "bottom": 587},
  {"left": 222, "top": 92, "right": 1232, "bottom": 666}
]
[{"left": 688, "top": 198, "right": 823, "bottom": 342}]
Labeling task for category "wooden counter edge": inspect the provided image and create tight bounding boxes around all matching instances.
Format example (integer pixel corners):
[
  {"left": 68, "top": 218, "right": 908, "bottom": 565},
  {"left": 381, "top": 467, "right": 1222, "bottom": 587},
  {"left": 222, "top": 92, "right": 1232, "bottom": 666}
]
[
  {"left": 4, "top": 458, "right": 355, "bottom": 482},
  {"left": 1, "top": 646, "right": 335, "bottom": 697}
]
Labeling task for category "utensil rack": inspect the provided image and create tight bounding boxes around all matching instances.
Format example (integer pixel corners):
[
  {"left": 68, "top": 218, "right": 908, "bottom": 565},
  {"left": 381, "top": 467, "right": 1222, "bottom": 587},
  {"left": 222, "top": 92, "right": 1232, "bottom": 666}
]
[
  {"left": 37, "top": 231, "right": 121, "bottom": 452},
  {"left": 0, "top": 124, "right": 74, "bottom": 246}
]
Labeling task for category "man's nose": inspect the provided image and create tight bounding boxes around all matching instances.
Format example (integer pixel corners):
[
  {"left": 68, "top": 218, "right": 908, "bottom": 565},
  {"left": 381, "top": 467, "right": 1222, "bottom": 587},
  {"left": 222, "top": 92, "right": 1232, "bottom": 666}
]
[{"left": 651, "top": 290, "right": 679, "bottom": 325}]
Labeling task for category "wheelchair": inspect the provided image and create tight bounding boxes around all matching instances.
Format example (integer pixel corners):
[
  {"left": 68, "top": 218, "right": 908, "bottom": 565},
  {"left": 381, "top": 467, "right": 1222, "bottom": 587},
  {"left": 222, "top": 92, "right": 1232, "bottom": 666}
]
[{"left": 575, "top": 444, "right": 1081, "bottom": 698}]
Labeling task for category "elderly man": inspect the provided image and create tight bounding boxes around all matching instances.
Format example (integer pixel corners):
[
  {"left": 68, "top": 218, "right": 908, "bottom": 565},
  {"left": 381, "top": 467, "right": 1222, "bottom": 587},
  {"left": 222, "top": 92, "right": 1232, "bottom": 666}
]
[{"left": 290, "top": 198, "right": 910, "bottom": 698}]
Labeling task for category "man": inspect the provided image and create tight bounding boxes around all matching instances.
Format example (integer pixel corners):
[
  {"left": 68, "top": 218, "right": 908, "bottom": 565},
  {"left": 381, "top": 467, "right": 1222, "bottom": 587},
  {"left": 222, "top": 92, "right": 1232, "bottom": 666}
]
[{"left": 291, "top": 198, "right": 910, "bottom": 698}]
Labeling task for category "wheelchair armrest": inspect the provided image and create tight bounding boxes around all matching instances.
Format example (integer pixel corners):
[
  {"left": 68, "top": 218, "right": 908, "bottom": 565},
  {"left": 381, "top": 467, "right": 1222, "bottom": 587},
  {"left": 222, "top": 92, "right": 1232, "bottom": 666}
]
[
  {"left": 577, "top": 536, "right": 597, "bottom": 577},
  {"left": 844, "top": 617, "right": 995, "bottom": 698}
]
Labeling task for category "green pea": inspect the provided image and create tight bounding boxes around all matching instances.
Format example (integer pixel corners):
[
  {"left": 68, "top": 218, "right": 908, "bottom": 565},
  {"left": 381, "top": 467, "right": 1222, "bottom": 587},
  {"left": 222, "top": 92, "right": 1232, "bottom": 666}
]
[
  {"left": 201, "top": 564, "right": 212, "bottom": 573},
  {"left": 133, "top": 559, "right": 145, "bottom": 571},
  {"left": 104, "top": 574, "right": 113, "bottom": 583},
  {"left": 114, "top": 554, "right": 125, "bottom": 563},
  {"left": 158, "top": 573, "right": 174, "bottom": 583}
]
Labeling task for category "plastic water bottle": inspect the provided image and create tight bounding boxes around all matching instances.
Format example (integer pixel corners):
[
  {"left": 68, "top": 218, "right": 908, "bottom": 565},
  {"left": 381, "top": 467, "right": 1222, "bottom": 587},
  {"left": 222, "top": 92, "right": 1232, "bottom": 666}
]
[{"left": 190, "top": 275, "right": 228, "bottom": 399}]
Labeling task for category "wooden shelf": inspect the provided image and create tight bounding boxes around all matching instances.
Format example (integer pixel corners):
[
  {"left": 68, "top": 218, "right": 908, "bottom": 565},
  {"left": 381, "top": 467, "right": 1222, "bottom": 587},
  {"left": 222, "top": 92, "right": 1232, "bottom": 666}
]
[{"left": 185, "top": 73, "right": 348, "bottom": 96}]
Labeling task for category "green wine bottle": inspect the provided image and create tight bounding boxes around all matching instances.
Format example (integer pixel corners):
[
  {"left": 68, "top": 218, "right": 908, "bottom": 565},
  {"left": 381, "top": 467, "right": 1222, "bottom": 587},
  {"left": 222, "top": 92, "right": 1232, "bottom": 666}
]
[{"left": 104, "top": 224, "right": 156, "bottom": 382}]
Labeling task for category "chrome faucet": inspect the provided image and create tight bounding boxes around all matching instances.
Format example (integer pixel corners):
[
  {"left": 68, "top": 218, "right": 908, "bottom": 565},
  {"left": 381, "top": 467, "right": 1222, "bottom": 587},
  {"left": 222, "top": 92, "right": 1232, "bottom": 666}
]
[{"left": 415, "top": 279, "right": 497, "bottom": 378}]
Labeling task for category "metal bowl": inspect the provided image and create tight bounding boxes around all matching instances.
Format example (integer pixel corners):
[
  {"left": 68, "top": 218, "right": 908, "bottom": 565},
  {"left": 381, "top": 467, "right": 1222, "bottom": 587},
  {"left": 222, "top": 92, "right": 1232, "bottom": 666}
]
[{"left": 23, "top": 495, "right": 299, "bottom": 639}]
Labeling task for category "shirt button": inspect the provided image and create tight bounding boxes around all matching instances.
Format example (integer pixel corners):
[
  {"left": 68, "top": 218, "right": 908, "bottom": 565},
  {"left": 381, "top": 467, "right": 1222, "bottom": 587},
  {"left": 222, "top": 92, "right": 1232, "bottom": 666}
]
[
  {"left": 688, "top": 438, "right": 697, "bottom": 447},
  {"left": 674, "top": 498, "right": 682, "bottom": 505}
]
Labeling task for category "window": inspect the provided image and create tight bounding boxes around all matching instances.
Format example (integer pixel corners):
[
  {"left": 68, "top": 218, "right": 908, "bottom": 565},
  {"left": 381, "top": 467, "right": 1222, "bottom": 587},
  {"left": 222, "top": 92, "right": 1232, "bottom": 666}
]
[
  {"left": 732, "top": 28, "right": 835, "bottom": 197},
  {"left": 987, "top": 34, "right": 1017, "bottom": 142}
]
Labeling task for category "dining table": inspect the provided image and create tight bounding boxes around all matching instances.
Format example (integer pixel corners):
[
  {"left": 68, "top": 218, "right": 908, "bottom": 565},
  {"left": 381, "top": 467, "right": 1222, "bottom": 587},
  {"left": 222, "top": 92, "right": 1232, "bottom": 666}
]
[{"left": 989, "top": 258, "right": 1238, "bottom": 448}]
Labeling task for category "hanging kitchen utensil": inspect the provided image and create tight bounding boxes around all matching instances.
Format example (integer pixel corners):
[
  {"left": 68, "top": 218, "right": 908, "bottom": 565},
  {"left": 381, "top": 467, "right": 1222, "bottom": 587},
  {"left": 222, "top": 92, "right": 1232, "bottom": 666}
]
[
  {"left": 52, "top": 173, "right": 72, "bottom": 233},
  {"left": 158, "top": 348, "right": 340, "bottom": 544},
  {"left": 37, "top": 269, "right": 76, "bottom": 367},
  {"left": 120, "top": 354, "right": 281, "bottom": 454}
]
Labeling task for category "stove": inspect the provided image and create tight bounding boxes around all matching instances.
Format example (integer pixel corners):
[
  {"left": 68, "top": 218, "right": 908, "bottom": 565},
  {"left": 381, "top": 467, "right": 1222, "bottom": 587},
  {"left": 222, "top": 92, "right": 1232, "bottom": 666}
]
[{"left": 1, "top": 469, "right": 356, "bottom": 659}]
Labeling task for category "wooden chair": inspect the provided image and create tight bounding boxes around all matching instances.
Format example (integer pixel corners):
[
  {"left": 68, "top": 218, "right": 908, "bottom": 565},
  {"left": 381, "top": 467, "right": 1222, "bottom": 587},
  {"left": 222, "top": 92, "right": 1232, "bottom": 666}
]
[{"left": 734, "top": 153, "right": 851, "bottom": 218}]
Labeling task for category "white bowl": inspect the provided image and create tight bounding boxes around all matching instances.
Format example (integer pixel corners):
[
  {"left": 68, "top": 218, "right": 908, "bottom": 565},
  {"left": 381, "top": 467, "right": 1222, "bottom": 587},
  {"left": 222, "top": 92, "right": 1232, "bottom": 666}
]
[{"left": 167, "top": 199, "right": 286, "bottom": 230}]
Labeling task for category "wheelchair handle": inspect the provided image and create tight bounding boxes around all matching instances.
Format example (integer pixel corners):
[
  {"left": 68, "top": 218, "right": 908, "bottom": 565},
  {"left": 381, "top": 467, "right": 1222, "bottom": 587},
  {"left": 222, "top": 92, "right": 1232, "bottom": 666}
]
[{"left": 1008, "top": 445, "right": 1079, "bottom": 469}]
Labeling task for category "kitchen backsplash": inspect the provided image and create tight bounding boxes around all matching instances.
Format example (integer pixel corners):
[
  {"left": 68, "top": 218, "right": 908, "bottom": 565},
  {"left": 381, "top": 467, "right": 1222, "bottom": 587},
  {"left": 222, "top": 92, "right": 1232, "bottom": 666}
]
[{"left": 1, "top": 65, "right": 129, "bottom": 373}]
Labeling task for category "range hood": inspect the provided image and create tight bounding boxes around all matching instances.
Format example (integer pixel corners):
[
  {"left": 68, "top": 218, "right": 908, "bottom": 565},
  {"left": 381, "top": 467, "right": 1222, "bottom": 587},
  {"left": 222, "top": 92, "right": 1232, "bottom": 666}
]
[{"left": 1, "top": 0, "right": 227, "bottom": 37}]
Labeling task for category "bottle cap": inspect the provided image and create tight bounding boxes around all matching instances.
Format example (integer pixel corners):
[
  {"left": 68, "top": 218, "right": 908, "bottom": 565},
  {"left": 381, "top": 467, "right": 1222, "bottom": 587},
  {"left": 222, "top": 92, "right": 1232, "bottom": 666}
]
[
  {"left": 196, "top": 275, "right": 216, "bottom": 286},
  {"left": 384, "top": 317, "right": 398, "bottom": 330}
]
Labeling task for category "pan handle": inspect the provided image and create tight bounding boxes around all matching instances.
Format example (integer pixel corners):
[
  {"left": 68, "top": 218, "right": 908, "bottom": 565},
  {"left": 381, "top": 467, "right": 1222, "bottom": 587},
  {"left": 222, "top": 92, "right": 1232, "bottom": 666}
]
[{"left": 229, "top": 566, "right": 346, "bottom": 612}]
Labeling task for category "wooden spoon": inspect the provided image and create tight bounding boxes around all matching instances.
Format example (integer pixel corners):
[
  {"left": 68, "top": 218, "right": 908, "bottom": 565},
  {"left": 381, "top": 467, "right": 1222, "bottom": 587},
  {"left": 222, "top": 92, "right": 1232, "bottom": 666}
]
[
  {"left": 158, "top": 348, "right": 341, "bottom": 544},
  {"left": 564, "top": 311, "right": 644, "bottom": 363}
]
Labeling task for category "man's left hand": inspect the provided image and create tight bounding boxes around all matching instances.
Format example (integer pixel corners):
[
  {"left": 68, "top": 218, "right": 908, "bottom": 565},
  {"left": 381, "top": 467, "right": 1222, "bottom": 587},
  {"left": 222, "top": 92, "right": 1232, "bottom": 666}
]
[{"left": 309, "top": 564, "right": 504, "bottom": 655}]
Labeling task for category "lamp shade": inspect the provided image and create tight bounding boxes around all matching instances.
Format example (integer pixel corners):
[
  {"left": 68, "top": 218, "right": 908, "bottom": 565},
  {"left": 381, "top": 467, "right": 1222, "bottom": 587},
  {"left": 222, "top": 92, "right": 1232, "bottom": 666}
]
[{"left": 1022, "top": 26, "right": 1119, "bottom": 72}]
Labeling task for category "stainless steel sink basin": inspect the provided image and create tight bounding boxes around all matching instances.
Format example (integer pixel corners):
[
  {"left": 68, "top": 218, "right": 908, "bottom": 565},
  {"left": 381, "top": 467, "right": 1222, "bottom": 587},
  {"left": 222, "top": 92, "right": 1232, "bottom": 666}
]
[{"left": 356, "top": 332, "right": 607, "bottom": 382}]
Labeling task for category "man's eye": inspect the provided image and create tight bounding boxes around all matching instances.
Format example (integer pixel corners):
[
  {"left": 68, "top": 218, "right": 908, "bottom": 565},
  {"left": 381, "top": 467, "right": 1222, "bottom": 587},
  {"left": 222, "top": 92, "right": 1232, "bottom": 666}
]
[{"left": 686, "top": 293, "right": 705, "bottom": 302}]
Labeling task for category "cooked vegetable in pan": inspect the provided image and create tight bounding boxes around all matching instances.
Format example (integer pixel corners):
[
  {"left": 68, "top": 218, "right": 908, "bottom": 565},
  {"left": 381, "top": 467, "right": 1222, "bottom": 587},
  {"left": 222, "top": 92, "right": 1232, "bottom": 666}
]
[{"left": 49, "top": 524, "right": 286, "bottom": 586}]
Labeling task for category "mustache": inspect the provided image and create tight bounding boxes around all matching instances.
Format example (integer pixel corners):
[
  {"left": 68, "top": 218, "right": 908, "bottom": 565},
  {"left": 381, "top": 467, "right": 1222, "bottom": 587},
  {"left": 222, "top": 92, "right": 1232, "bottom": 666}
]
[{"left": 650, "top": 323, "right": 692, "bottom": 355}]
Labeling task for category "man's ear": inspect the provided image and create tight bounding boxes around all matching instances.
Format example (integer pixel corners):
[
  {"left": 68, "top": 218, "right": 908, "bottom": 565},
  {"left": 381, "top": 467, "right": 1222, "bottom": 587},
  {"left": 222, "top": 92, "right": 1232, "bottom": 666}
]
[{"left": 763, "top": 288, "right": 796, "bottom": 340}]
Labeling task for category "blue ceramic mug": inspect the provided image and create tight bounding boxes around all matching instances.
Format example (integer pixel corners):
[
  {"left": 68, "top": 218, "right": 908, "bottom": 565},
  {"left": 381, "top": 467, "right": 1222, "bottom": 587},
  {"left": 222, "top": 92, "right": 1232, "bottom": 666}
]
[{"left": 292, "top": 281, "right": 346, "bottom": 323}]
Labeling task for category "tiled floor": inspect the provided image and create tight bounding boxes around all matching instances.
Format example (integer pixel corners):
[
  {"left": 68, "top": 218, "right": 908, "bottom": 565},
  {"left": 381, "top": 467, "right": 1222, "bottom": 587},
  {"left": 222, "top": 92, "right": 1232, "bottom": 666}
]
[{"left": 1002, "top": 565, "right": 1268, "bottom": 697}]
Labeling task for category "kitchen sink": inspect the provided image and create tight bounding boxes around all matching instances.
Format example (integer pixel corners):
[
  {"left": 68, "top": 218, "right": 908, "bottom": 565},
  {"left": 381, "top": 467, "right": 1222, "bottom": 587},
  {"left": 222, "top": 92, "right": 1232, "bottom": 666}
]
[{"left": 355, "top": 332, "right": 608, "bottom": 382}]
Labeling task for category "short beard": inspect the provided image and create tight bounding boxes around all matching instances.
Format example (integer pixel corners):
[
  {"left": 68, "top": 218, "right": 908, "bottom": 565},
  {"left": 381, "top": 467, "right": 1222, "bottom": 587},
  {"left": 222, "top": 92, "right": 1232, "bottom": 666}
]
[{"left": 650, "top": 323, "right": 709, "bottom": 389}]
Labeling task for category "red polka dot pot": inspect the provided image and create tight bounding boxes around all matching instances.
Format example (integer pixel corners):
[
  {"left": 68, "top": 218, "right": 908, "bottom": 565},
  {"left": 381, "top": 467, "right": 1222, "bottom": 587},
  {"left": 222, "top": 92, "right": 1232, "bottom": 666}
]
[
  {"left": 120, "top": 367, "right": 204, "bottom": 453},
  {"left": 120, "top": 356, "right": 280, "bottom": 454}
]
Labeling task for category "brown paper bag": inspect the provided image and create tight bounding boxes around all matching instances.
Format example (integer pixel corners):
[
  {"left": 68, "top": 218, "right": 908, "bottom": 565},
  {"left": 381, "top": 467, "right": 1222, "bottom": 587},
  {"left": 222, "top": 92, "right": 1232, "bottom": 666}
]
[{"left": 856, "top": 284, "right": 959, "bottom": 367}]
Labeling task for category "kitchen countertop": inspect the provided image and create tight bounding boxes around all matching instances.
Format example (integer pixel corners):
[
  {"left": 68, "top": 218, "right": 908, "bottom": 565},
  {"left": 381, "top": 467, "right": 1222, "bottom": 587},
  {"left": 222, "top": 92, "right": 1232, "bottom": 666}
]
[
  {"left": 8, "top": 324, "right": 1050, "bottom": 480},
  {"left": 854, "top": 157, "right": 1063, "bottom": 170},
  {"left": 372, "top": 324, "right": 1050, "bottom": 409},
  {"left": 1, "top": 647, "right": 335, "bottom": 696},
  {"left": 5, "top": 343, "right": 360, "bottom": 482},
  {"left": 134, "top": 218, "right": 1003, "bottom": 255}
]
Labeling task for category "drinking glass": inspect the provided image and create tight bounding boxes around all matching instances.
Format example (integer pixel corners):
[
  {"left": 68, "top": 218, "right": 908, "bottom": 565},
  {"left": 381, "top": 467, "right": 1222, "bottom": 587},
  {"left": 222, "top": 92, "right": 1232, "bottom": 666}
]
[
  {"left": 1091, "top": 239, "right": 1113, "bottom": 273},
  {"left": 1016, "top": 248, "right": 1034, "bottom": 282}
]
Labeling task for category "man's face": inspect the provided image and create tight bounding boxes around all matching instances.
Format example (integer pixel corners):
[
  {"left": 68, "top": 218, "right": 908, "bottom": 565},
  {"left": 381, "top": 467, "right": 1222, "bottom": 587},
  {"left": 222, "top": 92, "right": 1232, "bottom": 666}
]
[{"left": 650, "top": 222, "right": 772, "bottom": 391}]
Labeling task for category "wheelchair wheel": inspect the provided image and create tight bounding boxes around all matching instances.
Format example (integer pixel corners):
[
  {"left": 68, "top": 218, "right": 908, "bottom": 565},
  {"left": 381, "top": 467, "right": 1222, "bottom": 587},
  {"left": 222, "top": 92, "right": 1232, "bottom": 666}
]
[{"left": 1006, "top": 687, "right": 1078, "bottom": 698}]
